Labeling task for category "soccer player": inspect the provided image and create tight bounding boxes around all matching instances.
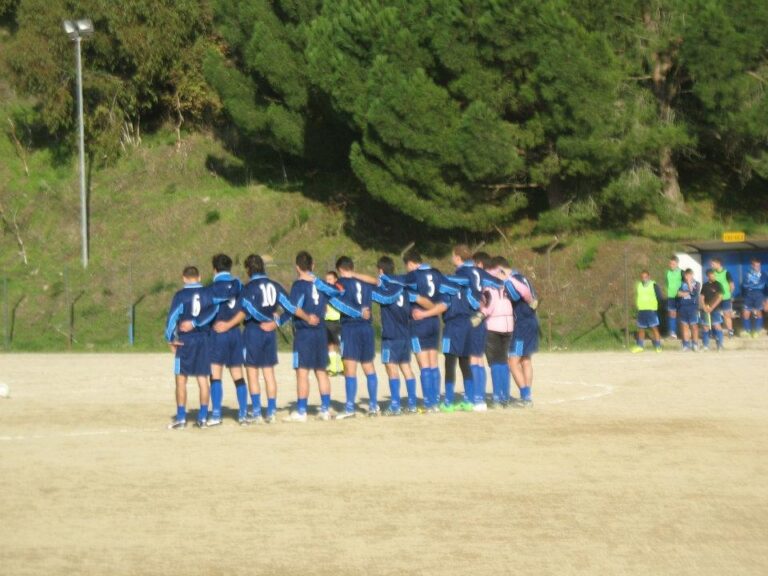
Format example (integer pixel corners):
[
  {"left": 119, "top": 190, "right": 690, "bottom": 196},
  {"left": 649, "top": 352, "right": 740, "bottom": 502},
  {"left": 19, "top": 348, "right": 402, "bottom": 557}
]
[
  {"left": 213, "top": 254, "right": 291, "bottom": 424},
  {"left": 205, "top": 254, "right": 245, "bottom": 427},
  {"left": 280, "top": 251, "right": 341, "bottom": 422},
  {"left": 450, "top": 244, "right": 502, "bottom": 411},
  {"left": 504, "top": 268, "right": 539, "bottom": 407},
  {"left": 710, "top": 258, "right": 735, "bottom": 337},
  {"left": 676, "top": 268, "right": 700, "bottom": 351},
  {"left": 481, "top": 256, "right": 514, "bottom": 407},
  {"left": 332, "top": 256, "right": 392, "bottom": 419},
  {"left": 324, "top": 271, "right": 344, "bottom": 375},
  {"left": 631, "top": 270, "right": 664, "bottom": 353},
  {"left": 403, "top": 248, "right": 449, "bottom": 411},
  {"left": 741, "top": 257, "right": 765, "bottom": 338},
  {"left": 374, "top": 256, "right": 420, "bottom": 415},
  {"left": 700, "top": 268, "right": 725, "bottom": 351},
  {"left": 434, "top": 276, "right": 470, "bottom": 413},
  {"left": 665, "top": 256, "right": 683, "bottom": 339},
  {"left": 165, "top": 266, "right": 218, "bottom": 429}
]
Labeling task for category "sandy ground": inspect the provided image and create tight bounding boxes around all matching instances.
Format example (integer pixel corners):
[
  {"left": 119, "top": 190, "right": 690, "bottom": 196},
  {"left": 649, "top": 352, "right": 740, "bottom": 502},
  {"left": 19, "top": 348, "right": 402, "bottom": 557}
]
[{"left": 0, "top": 350, "right": 767, "bottom": 576}]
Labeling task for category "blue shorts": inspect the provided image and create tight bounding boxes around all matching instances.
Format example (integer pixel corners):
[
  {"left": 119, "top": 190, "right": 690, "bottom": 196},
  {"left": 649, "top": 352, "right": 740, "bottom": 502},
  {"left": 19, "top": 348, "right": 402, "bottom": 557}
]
[
  {"left": 174, "top": 332, "right": 211, "bottom": 376},
  {"left": 468, "top": 322, "right": 487, "bottom": 356},
  {"left": 209, "top": 328, "right": 243, "bottom": 367},
  {"left": 293, "top": 328, "right": 329, "bottom": 370},
  {"left": 509, "top": 319, "right": 539, "bottom": 358},
  {"left": 243, "top": 325, "right": 278, "bottom": 367},
  {"left": 441, "top": 317, "right": 470, "bottom": 356},
  {"left": 666, "top": 298, "right": 679, "bottom": 312},
  {"left": 700, "top": 309, "right": 724, "bottom": 327},
  {"left": 382, "top": 338, "right": 411, "bottom": 364},
  {"left": 341, "top": 322, "right": 375, "bottom": 362},
  {"left": 720, "top": 299, "right": 733, "bottom": 312},
  {"left": 636, "top": 310, "right": 660, "bottom": 329},
  {"left": 743, "top": 292, "right": 765, "bottom": 312},
  {"left": 677, "top": 307, "right": 699, "bottom": 325},
  {"left": 411, "top": 317, "right": 440, "bottom": 352}
]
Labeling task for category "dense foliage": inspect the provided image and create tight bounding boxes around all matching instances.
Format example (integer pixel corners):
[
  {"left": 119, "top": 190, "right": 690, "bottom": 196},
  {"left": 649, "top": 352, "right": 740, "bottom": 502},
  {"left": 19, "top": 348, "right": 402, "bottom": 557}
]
[{"left": 3, "top": 0, "right": 767, "bottom": 230}]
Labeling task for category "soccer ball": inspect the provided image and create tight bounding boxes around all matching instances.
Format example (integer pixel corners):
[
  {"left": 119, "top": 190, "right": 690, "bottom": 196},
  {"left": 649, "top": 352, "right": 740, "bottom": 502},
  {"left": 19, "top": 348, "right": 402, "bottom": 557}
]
[{"left": 0, "top": 382, "right": 10, "bottom": 398}]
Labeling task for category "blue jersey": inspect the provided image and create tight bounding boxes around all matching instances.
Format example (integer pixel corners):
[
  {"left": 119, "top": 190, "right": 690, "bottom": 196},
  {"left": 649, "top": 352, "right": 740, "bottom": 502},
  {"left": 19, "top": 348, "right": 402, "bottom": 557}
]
[
  {"left": 743, "top": 269, "right": 766, "bottom": 294},
  {"left": 678, "top": 280, "right": 700, "bottom": 311},
  {"left": 377, "top": 281, "right": 410, "bottom": 340},
  {"left": 404, "top": 264, "right": 448, "bottom": 307},
  {"left": 505, "top": 273, "right": 539, "bottom": 322},
  {"left": 210, "top": 272, "right": 243, "bottom": 323},
  {"left": 332, "top": 277, "right": 374, "bottom": 325},
  {"left": 237, "top": 274, "right": 292, "bottom": 326},
  {"left": 441, "top": 280, "right": 470, "bottom": 322},
  {"left": 165, "top": 283, "right": 218, "bottom": 342},
  {"left": 285, "top": 276, "right": 340, "bottom": 330},
  {"left": 452, "top": 262, "right": 502, "bottom": 310}
]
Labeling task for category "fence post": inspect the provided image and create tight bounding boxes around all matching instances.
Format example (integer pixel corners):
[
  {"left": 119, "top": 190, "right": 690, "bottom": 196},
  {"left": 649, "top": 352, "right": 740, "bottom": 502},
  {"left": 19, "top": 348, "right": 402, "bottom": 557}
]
[
  {"left": 128, "top": 262, "right": 135, "bottom": 346},
  {"left": 623, "top": 248, "right": 630, "bottom": 348},
  {"left": 3, "top": 276, "right": 8, "bottom": 350}
]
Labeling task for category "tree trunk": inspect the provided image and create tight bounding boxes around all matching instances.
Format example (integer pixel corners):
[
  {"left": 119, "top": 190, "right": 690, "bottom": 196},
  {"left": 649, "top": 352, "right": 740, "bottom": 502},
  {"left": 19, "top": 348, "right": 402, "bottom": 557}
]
[{"left": 645, "top": 9, "right": 684, "bottom": 207}]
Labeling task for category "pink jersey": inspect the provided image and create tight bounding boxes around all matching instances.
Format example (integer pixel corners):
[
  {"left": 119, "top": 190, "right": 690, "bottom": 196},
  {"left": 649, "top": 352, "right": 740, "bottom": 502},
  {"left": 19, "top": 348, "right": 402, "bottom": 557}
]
[{"left": 481, "top": 286, "right": 513, "bottom": 334}]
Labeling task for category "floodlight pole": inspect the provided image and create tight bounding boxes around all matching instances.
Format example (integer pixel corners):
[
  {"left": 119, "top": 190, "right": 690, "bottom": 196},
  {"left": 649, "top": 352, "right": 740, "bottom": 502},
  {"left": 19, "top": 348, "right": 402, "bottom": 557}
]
[{"left": 74, "top": 34, "right": 88, "bottom": 269}]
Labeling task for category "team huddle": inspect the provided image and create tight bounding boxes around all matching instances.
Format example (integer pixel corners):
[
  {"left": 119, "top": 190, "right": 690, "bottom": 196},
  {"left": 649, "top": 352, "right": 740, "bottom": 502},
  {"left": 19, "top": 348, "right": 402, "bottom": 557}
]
[
  {"left": 164, "top": 247, "right": 539, "bottom": 429},
  {"left": 633, "top": 255, "right": 767, "bottom": 352}
]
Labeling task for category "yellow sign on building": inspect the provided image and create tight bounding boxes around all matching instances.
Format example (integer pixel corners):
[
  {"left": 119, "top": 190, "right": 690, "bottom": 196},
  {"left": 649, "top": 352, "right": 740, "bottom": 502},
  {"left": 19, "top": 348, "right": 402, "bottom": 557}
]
[{"left": 722, "top": 231, "right": 746, "bottom": 243}]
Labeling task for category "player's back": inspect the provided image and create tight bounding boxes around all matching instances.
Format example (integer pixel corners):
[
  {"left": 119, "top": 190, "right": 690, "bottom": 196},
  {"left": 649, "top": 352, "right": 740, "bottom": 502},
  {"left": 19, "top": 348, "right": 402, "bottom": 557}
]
[
  {"left": 336, "top": 277, "right": 373, "bottom": 324},
  {"left": 241, "top": 274, "right": 288, "bottom": 324},
  {"left": 165, "top": 283, "right": 216, "bottom": 341},
  {"left": 290, "top": 278, "right": 328, "bottom": 330},
  {"left": 406, "top": 265, "right": 445, "bottom": 306},
  {"left": 379, "top": 287, "right": 410, "bottom": 340},
  {"left": 509, "top": 273, "right": 538, "bottom": 322},
  {"left": 442, "top": 280, "right": 471, "bottom": 321},
  {"left": 210, "top": 272, "right": 242, "bottom": 323}
]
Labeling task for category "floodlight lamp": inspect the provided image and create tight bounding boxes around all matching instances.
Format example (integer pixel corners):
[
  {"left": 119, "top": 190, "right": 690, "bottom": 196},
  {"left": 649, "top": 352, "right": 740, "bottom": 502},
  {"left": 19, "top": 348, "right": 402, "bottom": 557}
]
[
  {"left": 75, "top": 19, "right": 94, "bottom": 36},
  {"left": 62, "top": 20, "right": 77, "bottom": 38}
]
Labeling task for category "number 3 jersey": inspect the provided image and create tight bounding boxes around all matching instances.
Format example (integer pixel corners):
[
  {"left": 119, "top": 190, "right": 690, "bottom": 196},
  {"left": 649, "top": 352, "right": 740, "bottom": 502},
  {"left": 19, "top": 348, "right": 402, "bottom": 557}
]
[
  {"left": 210, "top": 272, "right": 243, "bottom": 324},
  {"left": 165, "top": 282, "right": 219, "bottom": 342}
]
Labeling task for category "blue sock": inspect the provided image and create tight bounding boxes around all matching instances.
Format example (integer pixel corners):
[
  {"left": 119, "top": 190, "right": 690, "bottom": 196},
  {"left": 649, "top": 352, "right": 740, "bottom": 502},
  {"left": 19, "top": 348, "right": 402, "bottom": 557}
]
[
  {"left": 702, "top": 329, "right": 710, "bottom": 347},
  {"left": 321, "top": 393, "right": 331, "bottom": 412},
  {"left": 430, "top": 368, "right": 441, "bottom": 406},
  {"left": 367, "top": 373, "right": 378, "bottom": 410},
  {"left": 176, "top": 405, "right": 186, "bottom": 421},
  {"left": 681, "top": 339, "right": 689, "bottom": 349},
  {"left": 267, "top": 397, "right": 277, "bottom": 416},
  {"left": 389, "top": 379, "right": 401, "bottom": 410},
  {"left": 502, "top": 365, "right": 511, "bottom": 402},
  {"left": 491, "top": 364, "right": 505, "bottom": 402},
  {"left": 405, "top": 378, "right": 417, "bottom": 409},
  {"left": 520, "top": 386, "right": 531, "bottom": 401},
  {"left": 715, "top": 329, "right": 724, "bottom": 347},
  {"left": 234, "top": 378, "right": 248, "bottom": 419},
  {"left": 668, "top": 317, "right": 677, "bottom": 337},
  {"left": 743, "top": 317, "right": 752, "bottom": 333},
  {"left": 420, "top": 369, "right": 431, "bottom": 408},
  {"left": 198, "top": 404, "right": 209, "bottom": 422},
  {"left": 210, "top": 379, "right": 223, "bottom": 418},
  {"left": 444, "top": 381, "right": 455, "bottom": 405},
  {"left": 297, "top": 397, "right": 308, "bottom": 415},
  {"left": 463, "top": 378, "right": 474, "bottom": 404},
  {"left": 250, "top": 393, "right": 261, "bottom": 417},
  {"left": 652, "top": 340, "right": 661, "bottom": 349},
  {"left": 636, "top": 338, "right": 643, "bottom": 347},
  {"left": 756, "top": 317, "right": 764, "bottom": 332},
  {"left": 471, "top": 365, "right": 485, "bottom": 404},
  {"left": 345, "top": 376, "right": 357, "bottom": 413}
]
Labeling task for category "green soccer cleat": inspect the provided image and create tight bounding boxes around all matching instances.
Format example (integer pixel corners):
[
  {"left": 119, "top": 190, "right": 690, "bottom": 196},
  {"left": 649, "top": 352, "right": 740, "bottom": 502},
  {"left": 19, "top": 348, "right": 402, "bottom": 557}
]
[
  {"left": 630, "top": 345, "right": 644, "bottom": 353},
  {"left": 457, "top": 401, "right": 474, "bottom": 412},
  {"left": 438, "top": 403, "right": 456, "bottom": 413}
]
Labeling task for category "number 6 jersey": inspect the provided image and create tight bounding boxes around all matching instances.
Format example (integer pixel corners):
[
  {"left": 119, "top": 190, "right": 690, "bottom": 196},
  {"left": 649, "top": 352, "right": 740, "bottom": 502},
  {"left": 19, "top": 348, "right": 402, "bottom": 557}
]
[{"left": 165, "top": 282, "right": 219, "bottom": 342}]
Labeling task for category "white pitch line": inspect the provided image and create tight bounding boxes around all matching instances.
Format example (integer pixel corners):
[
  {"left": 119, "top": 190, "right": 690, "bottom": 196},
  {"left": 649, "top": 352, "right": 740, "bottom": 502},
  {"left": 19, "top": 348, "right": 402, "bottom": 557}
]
[
  {"left": 541, "top": 380, "right": 614, "bottom": 405},
  {"left": 0, "top": 427, "right": 158, "bottom": 442}
]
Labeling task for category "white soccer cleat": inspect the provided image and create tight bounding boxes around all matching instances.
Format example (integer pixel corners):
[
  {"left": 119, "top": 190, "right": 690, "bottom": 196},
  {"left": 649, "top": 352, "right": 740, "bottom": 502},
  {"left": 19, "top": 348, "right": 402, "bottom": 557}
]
[
  {"left": 316, "top": 410, "right": 333, "bottom": 421},
  {"left": 206, "top": 416, "right": 223, "bottom": 427},
  {"left": 167, "top": 418, "right": 187, "bottom": 430},
  {"left": 282, "top": 410, "right": 308, "bottom": 423},
  {"left": 472, "top": 403, "right": 488, "bottom": 412},
  {"left": 335, "top": 411, "right": 356, "bottom": 420}
]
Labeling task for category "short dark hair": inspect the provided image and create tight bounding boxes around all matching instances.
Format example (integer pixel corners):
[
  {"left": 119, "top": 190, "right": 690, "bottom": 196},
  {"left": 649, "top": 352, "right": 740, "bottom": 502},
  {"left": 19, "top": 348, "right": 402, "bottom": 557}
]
[
  {"left": 751, "top": 257, "right": 761, "bottom": 264},
  {"left": 296, "top": 251, "right": 313, "bottom": 272},
  {"left": 377, "top": 255, "right": 395, "bottom": 276},
  {"left": 336, "top": 255, "right": 354, "bottom": 271},
  {"left": 473, "top": 251, "right": 491, "bottom": 268},
  {"left": 706, "top": 268, "right": 716, "bottom": 276},
  {"left": 453, "top": 244, "right": 472, "bottom": 261},
  {"left": 670, "top": 255, "right": 679, "bottom": 262},
  {"left": 711, "top": 258, "right": 722, "bottom": 265},
  {"left": 326, "top": 270, "right": 339, "bottom": 281},
  {"left": 490, "top": 256, "right": 510, "bottom": 269},
  {"left": 683, "top": 268, "right": 694, "bottom": 276},
  {"left": 403, "top": 247, "right": 422, "bottom": 265},
  {"left": 182, "top": 265, "right": 200, "bottom": 278},
  {"left": 212, "top": 253, "right": 232, "bottom": 272},
  {"left": 244, "top": 254, "right": 265, "bottom": 276}
]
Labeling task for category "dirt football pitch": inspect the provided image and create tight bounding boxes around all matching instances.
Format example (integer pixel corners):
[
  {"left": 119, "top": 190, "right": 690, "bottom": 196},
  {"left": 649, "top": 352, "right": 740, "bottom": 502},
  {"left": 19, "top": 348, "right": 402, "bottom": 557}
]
[{"left": 1, "top": 350, "right": 766, "bottom": 575}]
